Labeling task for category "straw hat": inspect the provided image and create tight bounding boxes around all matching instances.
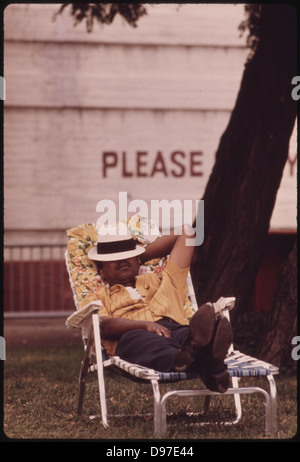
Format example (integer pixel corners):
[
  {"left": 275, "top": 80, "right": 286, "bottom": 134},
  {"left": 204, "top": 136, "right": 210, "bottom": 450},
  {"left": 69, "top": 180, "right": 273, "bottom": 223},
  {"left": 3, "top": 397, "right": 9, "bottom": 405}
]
[{"left": 88, "top": 225, "right": 145, "bottom": 262}]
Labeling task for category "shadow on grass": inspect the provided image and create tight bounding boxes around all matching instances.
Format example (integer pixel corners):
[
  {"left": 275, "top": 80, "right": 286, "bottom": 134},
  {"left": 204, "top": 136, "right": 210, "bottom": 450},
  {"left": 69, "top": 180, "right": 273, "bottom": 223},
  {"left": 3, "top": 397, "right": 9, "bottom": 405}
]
[{"left": 3, "top": 345, "right": 298, "bottom": 441}]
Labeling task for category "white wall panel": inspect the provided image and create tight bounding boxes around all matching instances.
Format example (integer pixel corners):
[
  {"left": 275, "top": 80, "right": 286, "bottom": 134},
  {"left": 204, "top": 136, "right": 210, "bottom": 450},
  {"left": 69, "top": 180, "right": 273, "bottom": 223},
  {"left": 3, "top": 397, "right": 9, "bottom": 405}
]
[
  {"left": 4, "top": 108, "right": 230, "bottom": 231},
  {"left": 4, "top": 42, "right": 246, "bottom": 110},
  {"left": 4, "top": 4, "right": 246, "bottom": 47},
  {"left": 3, "top": 3, "right": 296, "bottom": 243}
]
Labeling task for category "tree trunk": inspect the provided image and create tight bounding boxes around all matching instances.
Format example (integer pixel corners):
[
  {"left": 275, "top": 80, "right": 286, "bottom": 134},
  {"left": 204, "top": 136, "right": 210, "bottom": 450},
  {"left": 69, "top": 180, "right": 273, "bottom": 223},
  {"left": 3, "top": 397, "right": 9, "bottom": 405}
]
[
  {"left": 257, "top": 239, "right": 297, "bottom": 367},
  {"left": 191, "top": 5, "right": 297, "bottom": 324}
]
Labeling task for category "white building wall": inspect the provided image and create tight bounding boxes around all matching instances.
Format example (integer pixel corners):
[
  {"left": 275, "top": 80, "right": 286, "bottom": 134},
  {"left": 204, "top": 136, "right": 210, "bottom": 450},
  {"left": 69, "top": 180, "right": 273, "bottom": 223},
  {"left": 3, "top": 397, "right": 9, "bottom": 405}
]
[{"left": 4, "top": 4, "right": 297, "bottom": 246}]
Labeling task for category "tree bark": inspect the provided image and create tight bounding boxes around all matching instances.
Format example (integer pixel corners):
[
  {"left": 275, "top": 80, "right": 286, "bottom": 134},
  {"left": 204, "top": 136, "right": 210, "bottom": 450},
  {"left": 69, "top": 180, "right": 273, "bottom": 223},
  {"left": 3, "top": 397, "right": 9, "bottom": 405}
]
[
  {"left": 257, "top": 239, "right": 297, "bottom": 367},
  {"left": 191, "top": 5, "right": 297, "bottom": 324}
]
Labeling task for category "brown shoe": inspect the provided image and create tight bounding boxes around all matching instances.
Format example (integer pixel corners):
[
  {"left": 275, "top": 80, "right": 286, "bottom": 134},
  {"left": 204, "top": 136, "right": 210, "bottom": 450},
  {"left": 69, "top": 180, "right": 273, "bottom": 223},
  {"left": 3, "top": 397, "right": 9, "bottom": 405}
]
[
  {"left": 199, "top": 316, "right": 233, "bottom": 393},
  {"left": 202, "top": 364, "right": 230, "bottom": 393},
  {"left": 173, "top": 304, "right": 216, "bottom": 372},
  {"left": 211, "top": 316, "right": 233, "bottom": 362}
]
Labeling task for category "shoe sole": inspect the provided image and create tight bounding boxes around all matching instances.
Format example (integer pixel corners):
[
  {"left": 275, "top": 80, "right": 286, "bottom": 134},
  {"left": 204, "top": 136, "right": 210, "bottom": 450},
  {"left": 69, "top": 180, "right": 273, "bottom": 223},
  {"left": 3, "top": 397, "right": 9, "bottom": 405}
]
[
  {"left": 173, "top": 304, "right": 215, "bottom": 372},
  {"left": 200, "top": 316, "right": 233, "bottom": 393},
  {"left": 212, "top": 316, "right": 233, "bottom": 361},
  {"left": 189, "top": 304, "right": 216, "bottom": 348}
]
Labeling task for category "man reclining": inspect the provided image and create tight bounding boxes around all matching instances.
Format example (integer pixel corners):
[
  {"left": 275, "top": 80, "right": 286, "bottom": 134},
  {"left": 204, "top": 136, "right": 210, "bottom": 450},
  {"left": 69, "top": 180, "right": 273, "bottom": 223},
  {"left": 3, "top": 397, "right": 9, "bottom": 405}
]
[{"left": 88, "top": 224, "right": 233, "bottom": 393}]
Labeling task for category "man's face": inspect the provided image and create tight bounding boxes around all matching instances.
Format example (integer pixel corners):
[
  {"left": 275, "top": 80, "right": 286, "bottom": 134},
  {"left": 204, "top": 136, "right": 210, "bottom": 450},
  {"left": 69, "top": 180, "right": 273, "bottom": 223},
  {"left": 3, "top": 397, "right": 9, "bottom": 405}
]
[{"left": 100, "top": 256, "right": 140, "bottom": 287}]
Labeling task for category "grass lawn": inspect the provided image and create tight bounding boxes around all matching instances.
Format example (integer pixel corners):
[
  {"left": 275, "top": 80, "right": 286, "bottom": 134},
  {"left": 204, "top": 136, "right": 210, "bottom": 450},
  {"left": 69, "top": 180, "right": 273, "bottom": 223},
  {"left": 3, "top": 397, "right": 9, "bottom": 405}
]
[{"left": 2, "top": 345, "right": 298, "bottom": 441}]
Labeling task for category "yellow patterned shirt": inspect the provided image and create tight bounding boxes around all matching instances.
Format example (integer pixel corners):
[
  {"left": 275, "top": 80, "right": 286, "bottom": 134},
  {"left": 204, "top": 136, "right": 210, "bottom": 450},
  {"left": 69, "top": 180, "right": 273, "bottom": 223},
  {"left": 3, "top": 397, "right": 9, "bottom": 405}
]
[{"left": 96, "top": 258, "right": 190, "bottom": 355}]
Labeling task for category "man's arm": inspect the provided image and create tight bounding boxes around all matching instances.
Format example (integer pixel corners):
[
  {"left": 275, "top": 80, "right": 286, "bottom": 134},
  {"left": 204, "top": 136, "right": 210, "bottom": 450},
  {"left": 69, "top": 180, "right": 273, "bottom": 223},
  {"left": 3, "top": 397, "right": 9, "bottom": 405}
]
[
  {"left": 100, "top": 316, "right": 171, "bottom": 341},
  {"left": 140, "top": 224, "right": 195, "bottom": 269},
  {"left": 100, "top": 225, "right": 195, "bottom": 341}
]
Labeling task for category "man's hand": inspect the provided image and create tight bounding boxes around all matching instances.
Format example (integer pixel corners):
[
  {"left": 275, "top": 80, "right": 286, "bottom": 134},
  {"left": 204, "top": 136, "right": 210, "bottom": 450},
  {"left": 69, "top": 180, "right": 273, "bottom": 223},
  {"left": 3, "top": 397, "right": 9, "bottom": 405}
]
[
  {"left": 143, "top": 321, "right": 171, "bottom": 337},
  {"left": 140, "top": 224, "right": 195, "bottom": 269}
]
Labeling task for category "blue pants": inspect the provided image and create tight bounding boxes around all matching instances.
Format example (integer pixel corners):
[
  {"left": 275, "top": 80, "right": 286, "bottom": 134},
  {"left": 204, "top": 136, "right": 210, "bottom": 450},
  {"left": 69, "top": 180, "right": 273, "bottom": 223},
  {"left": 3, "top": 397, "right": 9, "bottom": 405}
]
[{"left": 115, "top": 319, "right": 190, "bottom": 372}]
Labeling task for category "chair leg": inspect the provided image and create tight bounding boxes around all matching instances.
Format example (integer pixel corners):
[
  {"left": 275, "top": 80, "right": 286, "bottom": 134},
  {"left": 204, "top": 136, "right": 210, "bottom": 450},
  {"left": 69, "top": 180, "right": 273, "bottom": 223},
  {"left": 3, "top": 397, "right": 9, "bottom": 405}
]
[
  {"left": 203, "top": 396, "right": 211, "bottom": 414},
  {"left": 77, "top": 327, "right": 94, "bottom": 415},
  {"left": 77, "top": 369, "right": 86, "bottom": 416},
  {"left": 151, "top": 379, "right": 163, "bottom": 436},
  {"left": 266, "top": 374, "right": 277, "bottom": 435},
  {"left": 92, "top": 314, "right": 109, "bottom": 428},
  {"left": 201, "top": 377, "right": 242, "bottom": 422},
  {"left": 231, "top": 376, "right": 242, "bottom": 424}
]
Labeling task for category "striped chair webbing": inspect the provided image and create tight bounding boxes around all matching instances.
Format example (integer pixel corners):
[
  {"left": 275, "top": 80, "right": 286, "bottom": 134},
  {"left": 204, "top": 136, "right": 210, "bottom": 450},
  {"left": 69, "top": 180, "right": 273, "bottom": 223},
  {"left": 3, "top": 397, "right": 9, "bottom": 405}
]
[
  {"left": 155, "top": 356, "right": 277, "bottom": 381},
  {"left": 111, "top": 358, "right": 202, "bottom": 383},
  {"left": 224, "top": 351, "right": 279, "bottom": 378},
  {"left": 110, "top": 351, "right": 278, "bottom": 383},
  {"left": 111, "top": 357, "right": 161, "bottom": 381}
]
